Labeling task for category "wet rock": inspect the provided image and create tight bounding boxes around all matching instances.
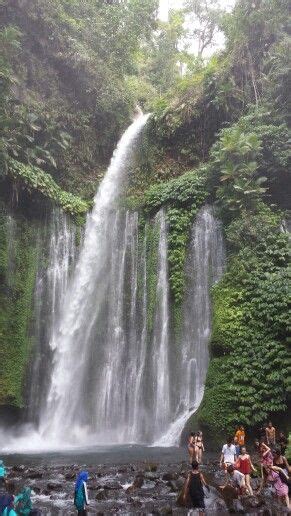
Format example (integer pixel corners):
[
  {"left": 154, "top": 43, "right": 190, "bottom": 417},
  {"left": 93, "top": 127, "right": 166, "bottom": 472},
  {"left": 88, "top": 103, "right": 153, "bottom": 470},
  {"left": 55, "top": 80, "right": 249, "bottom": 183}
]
[
  {"left": 126, "top": 474, "right": 144, "bottom": 492},
  {"left": 161, "top": 505, "right": 173, "bottom": 515},
  {"left": 12, "top": 465, "right": 26, "bottom": 473},
  {"left": 162, "top": 472, "right": 178, "bottom": 481},
  {"left": 28, "top": 470, "right": 43, "bottom": 479},
  {"left": 95, "top": 488, "right": 108, "bottom": 501},
  {"left": 65, "top": 471, "right": 75, "bottom": 481},
  {"left": 241, "top": 495, "right": 263, "bottom": 509},
  {"left": 41, "top": 489, "right": 51, "bottom": 496},
  {"left": 167, "top": 480, "right": 179, "bottom": 492},
  {"left": 88, "top": 481, "right": 102, "bottom": 491},
  {"left": 144, "top": 472, "right": 159, "bottom": 481},
  {"left": 102, "top": 481, "right": 123, "bottom": 490},
  {"left": 126, "top": 496, "right": 143, "bottom": 508},
  {"left": 47, "top": 481, "right": 62, "bottom": 490},
  {"left": 145, "top": 463, "right": 158, "bottom": 472},
  {"left": 232, "top": 498, "right": 245, "bottom": 513}
]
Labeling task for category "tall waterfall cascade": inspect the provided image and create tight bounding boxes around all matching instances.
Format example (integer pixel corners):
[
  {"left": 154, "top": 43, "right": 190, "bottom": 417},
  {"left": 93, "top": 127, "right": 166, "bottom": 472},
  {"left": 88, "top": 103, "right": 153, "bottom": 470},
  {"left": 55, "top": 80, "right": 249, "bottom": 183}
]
[
  {"left": 1, "top": 116, "right": 225, "bottom": 451},
  {"left": 38, "top": 114, "right": 151, "bottom": 445}
]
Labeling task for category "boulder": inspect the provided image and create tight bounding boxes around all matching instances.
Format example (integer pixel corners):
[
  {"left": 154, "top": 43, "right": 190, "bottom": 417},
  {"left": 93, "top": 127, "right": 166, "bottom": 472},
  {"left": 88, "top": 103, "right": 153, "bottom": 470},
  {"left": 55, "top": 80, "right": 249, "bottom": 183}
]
[
  {"left": 102, "top": 481, "right": 123, "bottom": 490},
  {"left": 47, "top": 482, "right": 62, "bottom": 490},
  {"left": 162, "top": 472, "right": 178, "bottom": 481},
  {"left": 95, "top": 489, "right": 108, "bottom": 501},
  {"left": 65, "top": 471, "right": 75, "bottom": 481},
  {"left": 27, "top": 470, "right": 43, "bottom": 479}
]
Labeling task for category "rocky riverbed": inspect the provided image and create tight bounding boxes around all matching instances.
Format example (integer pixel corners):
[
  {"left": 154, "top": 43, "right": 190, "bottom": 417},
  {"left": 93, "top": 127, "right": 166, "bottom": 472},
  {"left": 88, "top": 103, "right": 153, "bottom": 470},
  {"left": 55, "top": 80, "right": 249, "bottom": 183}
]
[{"left": 3, "top": 457, "right": 290, "bottom": 514}]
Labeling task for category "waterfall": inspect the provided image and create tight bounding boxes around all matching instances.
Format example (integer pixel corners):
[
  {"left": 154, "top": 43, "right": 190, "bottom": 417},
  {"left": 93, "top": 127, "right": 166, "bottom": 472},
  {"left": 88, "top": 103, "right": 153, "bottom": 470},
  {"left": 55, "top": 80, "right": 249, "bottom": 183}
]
[
  {"left": 154, "top": 205, "right": 225, "bottom": 446},
  {"left": 2, "top": 116, "right": 226, "bottom": 452},
  {"left": 151, "top": 210, "right": 171, "bottom": 433},
  {"left": 27, "top": 210, "right": 76, "bottom": 422},
  {"left": 39, "top": 114, "right": 150, "bottom": 444}
]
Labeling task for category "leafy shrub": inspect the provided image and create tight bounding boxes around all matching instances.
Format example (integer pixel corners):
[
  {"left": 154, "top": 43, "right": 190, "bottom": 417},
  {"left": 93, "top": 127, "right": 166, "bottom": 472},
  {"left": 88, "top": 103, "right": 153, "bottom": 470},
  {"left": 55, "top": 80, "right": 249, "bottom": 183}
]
[{"left": 8, "top": 159, "right": 89, "bottom": 215}]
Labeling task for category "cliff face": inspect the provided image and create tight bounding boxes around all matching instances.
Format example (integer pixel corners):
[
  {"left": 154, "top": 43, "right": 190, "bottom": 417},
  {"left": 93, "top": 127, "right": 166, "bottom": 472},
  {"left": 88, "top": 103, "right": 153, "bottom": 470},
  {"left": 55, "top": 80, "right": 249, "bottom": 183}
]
[{"left": 0, "top": 0, "right": 289, "bottom": 436}]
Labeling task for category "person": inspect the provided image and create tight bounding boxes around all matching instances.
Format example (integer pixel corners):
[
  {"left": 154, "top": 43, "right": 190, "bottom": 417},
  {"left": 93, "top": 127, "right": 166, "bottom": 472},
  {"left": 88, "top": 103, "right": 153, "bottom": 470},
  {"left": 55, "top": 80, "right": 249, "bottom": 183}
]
[
  {"left": 183, "top": 460, "right": 209, "bottom": 515},
  {"left": 273, "top": 447, "right": 291, "bottom": 475},
  {"left": 14, "top": 487, "right": 32, "bottom": 515},
  {"left": 0, "top": 461, "right": 6, "bottom": 487},
  {"left": 265, "top": 421, "right": 276, "bottom": 446},
  {"left": 188, "top": 432, "right": 196, "bottom": 464},
  {"left": 278, "top": 431, "right": 288, "bottom": 455},
  {"left": 0, "top": 482, "right": 17, "bottom": 516},
  {"left": 220, "top": 464, "right": 246, "bottom": 496},
  {"left": 195, "top": 431, "right": 205, "bottom": 464},
  {"left": 236, "top": 446, "right": 256, "bottom": 495},
  {"left": 74, "top": 471, "right": 89, "bottom": 515},
  {"left": 265, "top": 465, "right": 290, "bottom": 509},
  {"left": 255, "top": 440, "right": 273, "bottom": 467},
  {"left": 234, "top": 436, "right": 240, "bottom": 457},
  {"left": 235, "top": 426, "right": 245, "bottom": 449},
  {"left": 220, "top": 437, "right": 237, "bottom": 470}
]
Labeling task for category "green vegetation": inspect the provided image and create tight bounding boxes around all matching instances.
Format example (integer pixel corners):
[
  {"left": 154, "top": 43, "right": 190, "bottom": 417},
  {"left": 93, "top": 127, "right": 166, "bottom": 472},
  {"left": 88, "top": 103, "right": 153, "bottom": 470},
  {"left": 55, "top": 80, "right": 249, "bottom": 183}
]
[
  {"left": 9, "top": 159, "right": 89, "bottom": 216},
  {"left": 198, "top": 205, "right": 289, "bottom": 431},
  {"left": 0, "top": 211, "right": 38, "bottom": 406},
  {"left": 141, "top": 168, "right": 208, "bottom": 306}
]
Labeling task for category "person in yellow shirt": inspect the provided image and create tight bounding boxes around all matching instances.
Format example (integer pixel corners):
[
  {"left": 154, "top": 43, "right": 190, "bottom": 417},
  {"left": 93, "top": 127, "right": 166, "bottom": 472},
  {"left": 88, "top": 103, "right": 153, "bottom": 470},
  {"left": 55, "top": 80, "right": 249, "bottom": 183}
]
[{"left": 235, "top": 425, "right": 245, "bottom": 450}]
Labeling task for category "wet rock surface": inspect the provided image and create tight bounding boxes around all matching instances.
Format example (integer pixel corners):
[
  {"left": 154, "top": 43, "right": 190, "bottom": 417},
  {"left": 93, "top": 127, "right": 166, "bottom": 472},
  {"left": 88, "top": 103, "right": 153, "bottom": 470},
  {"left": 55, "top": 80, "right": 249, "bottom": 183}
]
[{"left": 4, "top": 458, "right": 290, "bottom": 514}]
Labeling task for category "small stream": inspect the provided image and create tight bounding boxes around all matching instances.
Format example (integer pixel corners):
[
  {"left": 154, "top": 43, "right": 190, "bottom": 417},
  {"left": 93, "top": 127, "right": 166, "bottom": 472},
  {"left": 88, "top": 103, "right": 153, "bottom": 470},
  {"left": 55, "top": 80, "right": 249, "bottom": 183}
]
[{"left": 1, "top": 447, "right": 288, "bottom": 514}]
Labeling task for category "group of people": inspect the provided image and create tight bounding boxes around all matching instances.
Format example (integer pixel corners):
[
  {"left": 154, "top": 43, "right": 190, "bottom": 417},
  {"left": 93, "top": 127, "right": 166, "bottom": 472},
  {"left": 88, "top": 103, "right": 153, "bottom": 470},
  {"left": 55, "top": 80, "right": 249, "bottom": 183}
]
[
  {"left": 0, "top": 461, "right": 34, "bottom": 516},
  {"left": 187, "top": 431, "right": 205, "bottom": 465},
  {"left": 0, "top": 459, "right": 90, "bottom": 516},
  {"left": 184, "top": 422, "right": 290, "bottom": 515}
]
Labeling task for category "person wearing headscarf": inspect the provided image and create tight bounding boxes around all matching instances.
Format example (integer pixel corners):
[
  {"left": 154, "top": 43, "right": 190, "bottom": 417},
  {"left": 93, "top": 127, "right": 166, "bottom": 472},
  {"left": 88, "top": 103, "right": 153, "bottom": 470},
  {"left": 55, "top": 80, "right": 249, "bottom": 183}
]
[
  {"left": 15, "top": 487, "right": 32, "bottom": 515},
  {"left": 74, "top": 471, "right": 89, "bottom": 515},
  {"left": 0, "top": 460, "right": 7, "bottom": 486},
  {"left": 1, "top": 482, "right": 17, "bottom": 516}
]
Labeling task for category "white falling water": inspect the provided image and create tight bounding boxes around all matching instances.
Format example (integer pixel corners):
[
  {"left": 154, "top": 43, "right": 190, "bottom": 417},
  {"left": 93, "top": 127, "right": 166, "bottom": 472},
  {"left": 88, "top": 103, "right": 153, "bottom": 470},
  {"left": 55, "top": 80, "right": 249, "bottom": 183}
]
[
  {"left": 151, "top": 210, "right": 171, "bottom": 434},
  {"left": 39, "top": 114, "right": 150, "bottom": 444},
  {"left": 27, "top": 210, "right": 76, "bottom": 422},
  {"left": 154, "top": 205, "right": 225, "bottom": 446},
  {"left": 1, "top": 119, "right": 226, "bottom": 451}
]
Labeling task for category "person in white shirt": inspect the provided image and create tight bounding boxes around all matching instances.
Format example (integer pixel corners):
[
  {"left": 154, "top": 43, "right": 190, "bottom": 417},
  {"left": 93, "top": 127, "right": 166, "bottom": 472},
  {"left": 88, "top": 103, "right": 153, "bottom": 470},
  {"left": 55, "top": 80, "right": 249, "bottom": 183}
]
[{"left": 220, "top": 436, "right": 237, "bottom": 470}]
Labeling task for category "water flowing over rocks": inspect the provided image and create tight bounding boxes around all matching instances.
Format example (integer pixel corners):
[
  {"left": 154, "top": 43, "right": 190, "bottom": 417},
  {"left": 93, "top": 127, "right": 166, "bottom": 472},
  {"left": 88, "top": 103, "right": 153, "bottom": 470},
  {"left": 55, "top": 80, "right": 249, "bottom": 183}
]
[{"left": 4, "top": 454, "right": 289, "bottom": 514}]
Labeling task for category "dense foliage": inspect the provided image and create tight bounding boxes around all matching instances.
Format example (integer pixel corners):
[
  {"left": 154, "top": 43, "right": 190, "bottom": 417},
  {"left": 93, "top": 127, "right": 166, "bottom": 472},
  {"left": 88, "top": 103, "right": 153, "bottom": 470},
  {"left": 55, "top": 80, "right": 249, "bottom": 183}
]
[
  {"left": 9, "top": 159, "right": 89, "bottom": 216},
  {"left": 199, "top": 205, "right": 289, "bottom": 431},
  {"left": 0, "top": 209, "right": 38, "bottom": 407}
]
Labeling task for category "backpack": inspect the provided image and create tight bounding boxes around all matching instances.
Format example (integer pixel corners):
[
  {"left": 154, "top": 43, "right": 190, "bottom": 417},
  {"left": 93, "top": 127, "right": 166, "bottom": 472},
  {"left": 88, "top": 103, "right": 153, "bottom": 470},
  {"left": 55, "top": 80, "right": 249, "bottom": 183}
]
[{"left": 74, "top": 484, "right": 85, "bottom": 511}]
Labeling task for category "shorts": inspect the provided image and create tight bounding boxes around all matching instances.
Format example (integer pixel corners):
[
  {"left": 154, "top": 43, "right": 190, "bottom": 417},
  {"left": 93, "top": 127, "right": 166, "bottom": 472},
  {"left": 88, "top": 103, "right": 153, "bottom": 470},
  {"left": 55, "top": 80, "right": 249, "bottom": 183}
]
[{"left": 190, "top": 496, "right": 205, "bottom": 509}]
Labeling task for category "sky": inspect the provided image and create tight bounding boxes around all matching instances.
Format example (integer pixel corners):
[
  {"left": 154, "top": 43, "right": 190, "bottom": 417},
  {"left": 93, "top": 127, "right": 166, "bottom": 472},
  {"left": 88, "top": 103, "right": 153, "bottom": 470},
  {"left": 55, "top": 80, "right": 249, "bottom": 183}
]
[
  {"left": 158, "top": 0, "right": 236, "bottom": 21},
  {"left": 158, "top": 0, "right": 237, "bottom": 56}
]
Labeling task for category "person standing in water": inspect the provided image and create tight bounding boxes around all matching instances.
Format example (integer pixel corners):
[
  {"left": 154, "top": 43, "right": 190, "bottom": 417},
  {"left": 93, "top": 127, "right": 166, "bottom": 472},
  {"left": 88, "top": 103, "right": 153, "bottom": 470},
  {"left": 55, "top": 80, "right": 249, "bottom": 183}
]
[
  {"left": 195, "top": 431, "right": 205, "bottom": 464},
  {"left": 0, "top": 460, "right": 6, "bottom": 487},
  {"left": 14, "top": 487, "right": 32, "bottom": 515},
  {"left": 74, "top": 471, "right": 89, "bottom": 515},
  {"left": 220, "top": 436, "right": 237, "bottom": 470},
  {"left": 265, "top": 421, "right": 276, "bottom": 446},
  {"left": 236, "top": 446, "right": 256, "bottom": 495},
  {"left": 188, "top": 432, "right": 196, "bottom": 464},
  {"left": 183, "top": 460, "right": 209, "bottom": 515}
]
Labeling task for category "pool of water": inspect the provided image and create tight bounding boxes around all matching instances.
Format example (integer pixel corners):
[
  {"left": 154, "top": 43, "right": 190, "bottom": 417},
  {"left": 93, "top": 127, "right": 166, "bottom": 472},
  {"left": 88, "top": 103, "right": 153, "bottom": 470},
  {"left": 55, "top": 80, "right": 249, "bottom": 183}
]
[{"left": 1, "top": 444, "right": 187, "bottom": 467}]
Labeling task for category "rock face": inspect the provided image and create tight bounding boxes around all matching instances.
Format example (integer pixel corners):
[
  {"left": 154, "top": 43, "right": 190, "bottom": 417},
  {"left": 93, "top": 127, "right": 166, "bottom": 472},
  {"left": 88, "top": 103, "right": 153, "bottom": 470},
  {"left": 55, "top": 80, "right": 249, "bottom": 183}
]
[{"left": 2, "top": 458, "right": 288, "bottom": 514}]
